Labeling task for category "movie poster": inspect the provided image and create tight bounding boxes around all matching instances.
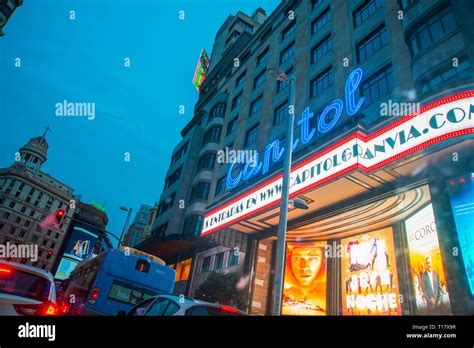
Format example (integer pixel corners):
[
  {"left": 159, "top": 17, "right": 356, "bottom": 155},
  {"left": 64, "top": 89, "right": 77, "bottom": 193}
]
[
  {"left": 405, "top": 204, "right": 452, "bottom": 314},
  {"left": 341, "top": 228, "right": 401, "bottom": 316},
  {"left": 448, "top": 176, "right": 474, "bottom": 296},
  {"left": 282, "top": 241, "right": 327, "bottom": 316}
]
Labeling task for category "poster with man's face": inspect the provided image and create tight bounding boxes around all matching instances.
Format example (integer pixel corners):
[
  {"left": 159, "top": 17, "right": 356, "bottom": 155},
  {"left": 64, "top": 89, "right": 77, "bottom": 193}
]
[
  {"left": 341, "top": 228, "right": 401, "bottom": 316},
  {"left": 405, "top": 204, "right": 451, "bottom": 314},
  {"left": 282, "top": 241, "right": 327, "bottom": 316}
]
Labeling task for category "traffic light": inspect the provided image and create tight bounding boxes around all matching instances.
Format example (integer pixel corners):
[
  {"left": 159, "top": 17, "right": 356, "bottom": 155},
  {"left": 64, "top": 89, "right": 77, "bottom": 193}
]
[
  {"left": 54, "top": 209, "right": 65, "bottom": 224},
  {"left": 47, "top": 250, "right": 54, "bottom": 256}
]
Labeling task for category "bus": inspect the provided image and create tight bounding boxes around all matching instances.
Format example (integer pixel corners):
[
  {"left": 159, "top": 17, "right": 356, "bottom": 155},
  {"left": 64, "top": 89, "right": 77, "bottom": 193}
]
[{"left": 59, "top": 247, "right": 175, "bottom": 316}]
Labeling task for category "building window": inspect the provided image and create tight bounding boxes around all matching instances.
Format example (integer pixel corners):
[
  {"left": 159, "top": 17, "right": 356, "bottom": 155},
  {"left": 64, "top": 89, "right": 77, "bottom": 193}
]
[
  {"left": 310, "top": 66, "right": 333, "bottom": 98},
  {"left": 400, "top": 0, "right": 416, "bottom": 10},
  {"left": 24, "top": 220, "right": 30, "bottom": 227},
  {"left": 157, "top": 193, "right": 175, "bottom": 215},
  {"left": 311, "top": 7, "right": 330, "bottom": 34},
  {"left": 226, "top": 116, "right": 239, "bottom": 136},
  {"left": 312, "top": 0, "right": 323, "bottom": 10},
  {"left": 357, "top": 24, "right": 388, "bottom": 62},
  {"left": 245, "top": 124, "right": 259, "bottom": 147},
  {"left": 0, "top": 198, "right": 4, "bottom": 205},
  {"left": 55, "top": 232, "right": 60, "bottom": 239},
  {"left": 231, "top": 92, "right": 243, "bottom": 110},
  {"left": 236, "top": 70, "right": 246, "bottom": 87},
  {"left": 190, "top": 182, "right": 210, "bottom": 201},
  {"left": 408, "top": 6, "right": 457, "bottom": 55},
  {"left": 9, "top": 227, "right": 15, "bottom": 235},
  {"left": 276, "top": 68, "right": 293, "bottom": 93},
  {"left": 182, "top": 215, "right": 204, "bottom": 237},
  {"left": 225, "top": 30, "right": 240, "bottom": 46},
  {"left": 2, "top": 212, "right": 10, "bottom": 220},
  {"left": 420, "top": 56, "right": 472, "bottom": 94},
  {"left": 249, "top": 95, "right": 263, "bottom": 116},
  {"left": 238, "top": 18, "right": 253, "bottom": 33},
  {"left": 154, "top": 223, "right": 167, "bottom": 238},
  {"left": 175, "top": 258, "right": 192, "bottom": 282},
  {"left": 9, "top": 201, "right": 15, "bottom": 209},
  {"left": 215, "top": 176, "right": 227, "bottom": 196},
  {"left": 42, "top": 239, "right": 47, "bottom": 246},
  {"left": 361, "top": 64, "right": 395, "bottom": 104},
  {"left": 280, "top": 41, "right": 296, "bottom": 64},
  {"left": 29, "top": 210, "right": 35, "bottom": 217},
  {"left": 353, "top": 0, "right": 382, "bottom": 27},
  {"left": 257, "top": 46, "right": 269, "bottom": 66},
  {"left": 164, "top": 167, "right": 182, "bottom": 190},
  {"left": 274, "top": 100, "right": 289, "bottom": 126},
  {"left": 209, "top": 103, "right": 226, "bottom": 119},
  {"left": 215, "top": 252, "right": 225, "bottom": 270},
  {"left": 253, "top": 71, "right": 266, "bottom": 89},
  {"left": 281, "top": 20, "right": 296, "bottom": 40},
  {"left": 0, "top": 223, "right": 3, "bottom": 230},
  {"left": 201, "top": 256, "right": 212, "bottom": 273},
  {"left": 311, "top": 35, "right": 332, "bottom": 64},
  {"left": 15, "top": 216, "right": 21, "bottom": 224},
  {"left": 203, "top": 126, "right": 222, "bottom": 144},
  {"left": 228, "top": 251, "right": 239, "bottom": 267},
  {"left": 170, "top": 141, "right": 189, "bottom": 166},
  {"left": 20, "top": 206, "right": 26, "bottom": 213},
  {"left": 197, "top": 153, "right": 216, "bottom": 171}
]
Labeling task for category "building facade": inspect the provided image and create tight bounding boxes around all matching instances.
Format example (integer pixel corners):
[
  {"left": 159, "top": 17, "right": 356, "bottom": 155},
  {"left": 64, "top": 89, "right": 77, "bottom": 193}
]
[
  {"left": 136, "top": 9, "right": 270, "bottom": 295},
  {"left": 124, "top": 204, "right": 152, "bottom": 247},
  {"left": 0, "top": 134, "right": 75, "bottom": 271},
  {"left": 141, "top": 0, "right": 474, "bottom": 315}
]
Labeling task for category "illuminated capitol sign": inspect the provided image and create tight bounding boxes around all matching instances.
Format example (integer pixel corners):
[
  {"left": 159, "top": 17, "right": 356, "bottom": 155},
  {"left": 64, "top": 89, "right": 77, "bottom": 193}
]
[
  {"left": 201, "top": 89, "right": 474, "bottom": 236},
  {"left": 226, "top": 68, "right": 365, "bottom": 189}
]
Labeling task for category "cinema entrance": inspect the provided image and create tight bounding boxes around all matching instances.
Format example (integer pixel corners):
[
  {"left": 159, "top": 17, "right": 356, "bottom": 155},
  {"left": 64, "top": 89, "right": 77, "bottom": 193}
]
[
  {"left": 201, "top": 92, "right": 474, "bottom": 316},
  {"left": 212, "top": 137, "right": 474, "bottom": 316},
  {"left": 281, "top": 183, "right": 452, "bottom": 316}
]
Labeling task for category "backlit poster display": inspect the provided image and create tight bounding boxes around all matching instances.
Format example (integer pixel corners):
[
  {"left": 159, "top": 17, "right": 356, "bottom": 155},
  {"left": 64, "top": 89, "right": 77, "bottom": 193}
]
[
  {"left": 448, "top": 175, "right": 474, "bottom": 296},
  {"left": 405, "top": 204, "right": 451, "bottom": 314},
  {"left": 282, "top": 241, "right": 327, "bottom": 315},
  {"left": 341, "top": 228, "right": 401, "bottom": 316}
]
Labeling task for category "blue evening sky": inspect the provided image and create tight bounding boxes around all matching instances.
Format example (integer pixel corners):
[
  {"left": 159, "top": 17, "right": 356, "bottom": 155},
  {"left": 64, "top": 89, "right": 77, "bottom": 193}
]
[{"left": 0, "top": 0, "right": 280, "bottom": 245}]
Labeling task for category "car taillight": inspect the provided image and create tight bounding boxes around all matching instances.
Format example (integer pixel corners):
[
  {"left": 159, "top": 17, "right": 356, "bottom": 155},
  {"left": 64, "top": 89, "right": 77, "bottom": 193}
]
[
  {"left": 219, "top": 305, "right": 239, "bottom": 314},
  {"left": 88, "top": 288, "right": 100, "bottom": 304},
  {"left": 14, "top": 302, "right": 58, "bottom": 316},
  {"left": 0, "top": 266, "right": 12, "bottom": 274}
]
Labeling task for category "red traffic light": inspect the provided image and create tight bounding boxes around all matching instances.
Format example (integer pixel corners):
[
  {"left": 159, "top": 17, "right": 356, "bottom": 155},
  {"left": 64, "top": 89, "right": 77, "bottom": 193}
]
[
  {"left": 54, "top": 209, "right": 66, "bottom": 224},
  {"left": 47, "top": 250, "right": 54, "bottom": 256}
]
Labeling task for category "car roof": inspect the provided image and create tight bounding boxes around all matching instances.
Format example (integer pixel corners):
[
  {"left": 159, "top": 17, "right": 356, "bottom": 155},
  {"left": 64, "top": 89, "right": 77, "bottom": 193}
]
[
  {"left": 0, "top": 260, "right": 54, "bottom": 283},
  {"left": 154, "top": 294, "right": 247, "bottom": 314}
]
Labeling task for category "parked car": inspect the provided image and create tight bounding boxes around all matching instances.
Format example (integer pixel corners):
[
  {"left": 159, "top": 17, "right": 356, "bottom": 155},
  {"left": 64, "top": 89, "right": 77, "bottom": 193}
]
[
  {"left": 118, "top": 294, "right": 248, "bottom": 316},
  {"left": 0, "top": 260, "right": 58, "bottom": 316}
]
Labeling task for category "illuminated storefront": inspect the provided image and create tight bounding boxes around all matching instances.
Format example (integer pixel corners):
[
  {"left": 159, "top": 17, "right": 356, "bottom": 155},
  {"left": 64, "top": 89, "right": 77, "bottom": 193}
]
[{"left": 201, "top": 90, "right": 474, "bottom": 315}]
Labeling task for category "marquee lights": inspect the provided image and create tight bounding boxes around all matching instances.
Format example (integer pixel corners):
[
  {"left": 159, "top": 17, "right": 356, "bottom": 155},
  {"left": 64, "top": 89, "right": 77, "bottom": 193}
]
[{"left": 203, "top": 91, "right": 474, "bottom": 236}]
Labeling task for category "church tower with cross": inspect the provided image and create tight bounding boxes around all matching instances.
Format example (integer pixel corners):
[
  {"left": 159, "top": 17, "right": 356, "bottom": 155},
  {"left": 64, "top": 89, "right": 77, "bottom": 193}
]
[
  {"left": 15, "top": 126, "right": 51, "bottom": 171},
  {"left": 0, "top": 127, "right": 78, "bottom": 272}
]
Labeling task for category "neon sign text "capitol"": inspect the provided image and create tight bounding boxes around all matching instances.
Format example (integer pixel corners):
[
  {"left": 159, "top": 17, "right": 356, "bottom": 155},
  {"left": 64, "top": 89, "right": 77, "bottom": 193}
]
[{"left": 227, "top": 68, "right": 365, "bottom": 189}]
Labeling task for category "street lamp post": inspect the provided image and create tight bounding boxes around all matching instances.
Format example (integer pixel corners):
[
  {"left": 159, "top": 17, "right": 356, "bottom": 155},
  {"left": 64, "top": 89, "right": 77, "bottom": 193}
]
[
  {"left": 119, "top": 206, "right": 133, "bottom": 247},
  {"left": 268, "top": 68, "right": 296, "bottom": 316}
]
